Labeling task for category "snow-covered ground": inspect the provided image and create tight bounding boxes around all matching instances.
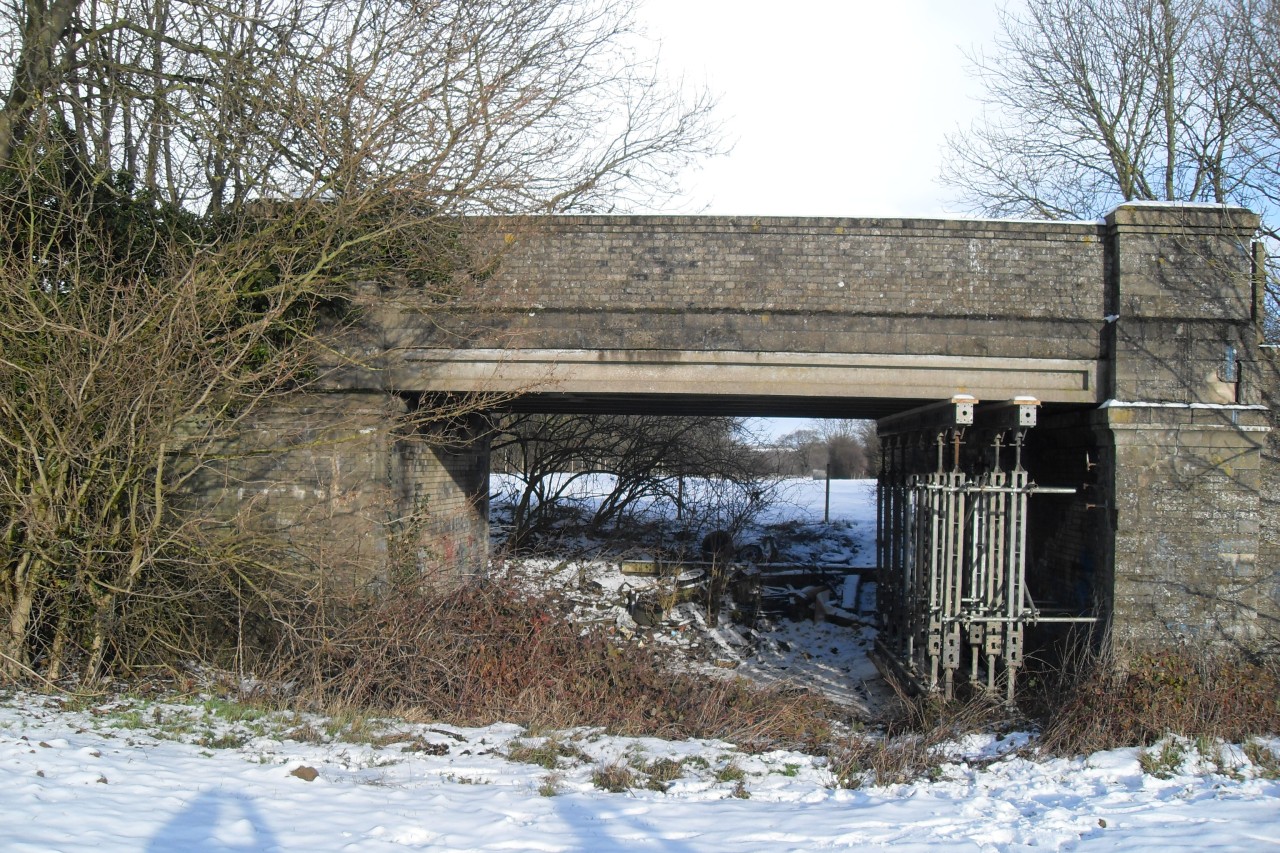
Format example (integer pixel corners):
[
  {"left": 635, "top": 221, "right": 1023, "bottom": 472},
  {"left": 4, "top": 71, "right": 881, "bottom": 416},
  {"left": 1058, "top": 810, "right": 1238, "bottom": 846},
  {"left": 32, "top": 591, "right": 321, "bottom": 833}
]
[
  {"left": 490, "top": 476, "right": 885, "bottom": 709},
  {"left": 3, "top": 692, "right": 1279, "bottom": 851},
  {"left": 3, "top": 477, "right": 1279, "bottom": 851}
]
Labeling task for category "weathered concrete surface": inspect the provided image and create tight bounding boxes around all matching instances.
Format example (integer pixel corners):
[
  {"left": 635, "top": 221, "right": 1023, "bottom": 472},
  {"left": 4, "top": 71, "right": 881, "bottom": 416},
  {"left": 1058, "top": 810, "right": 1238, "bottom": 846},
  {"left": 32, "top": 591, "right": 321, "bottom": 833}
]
[{"left": 392, "top": 349, "right": 1097, "bottom": 413}]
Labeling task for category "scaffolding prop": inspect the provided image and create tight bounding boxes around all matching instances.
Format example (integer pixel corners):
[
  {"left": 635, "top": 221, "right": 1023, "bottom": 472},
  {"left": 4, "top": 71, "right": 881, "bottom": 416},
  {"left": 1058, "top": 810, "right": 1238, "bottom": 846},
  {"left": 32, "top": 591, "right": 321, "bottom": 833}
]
[{"left": 874, "top": 396, "right": 1089, "bottom": 702}]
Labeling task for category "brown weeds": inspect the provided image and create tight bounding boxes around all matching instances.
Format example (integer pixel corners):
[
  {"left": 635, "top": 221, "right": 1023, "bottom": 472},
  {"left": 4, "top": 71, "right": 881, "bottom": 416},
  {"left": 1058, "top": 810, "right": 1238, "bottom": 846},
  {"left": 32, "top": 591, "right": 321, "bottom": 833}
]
[
  {"left": 265, "top": 574, "right": 837, "bottom": 752},
  {"left": 1031, "top": 647, "right": 1280, "bottom": 757},
  {"left": 830, "top": 684, "right": 1014, "bottom": 788}
]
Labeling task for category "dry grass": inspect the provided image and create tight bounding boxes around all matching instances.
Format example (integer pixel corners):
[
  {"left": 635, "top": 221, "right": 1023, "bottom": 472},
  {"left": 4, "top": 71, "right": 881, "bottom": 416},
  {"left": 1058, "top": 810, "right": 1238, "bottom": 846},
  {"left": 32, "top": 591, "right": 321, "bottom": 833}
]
[
  {"left": 1244, "top": 739, "right": 1280, "bottom": 778},
  {"left": 829, "top": 687, "right": 1014, "bottom": 788},
  {"left": 591, "top": 762, "right": 637, "bottom": 792},
  {"left": 506, "top": 737, "right": 588, "bottom": 769},
  {"left": 1030, "top": 647, "right": 1280, "bottom": 757},
  {"left": 265, "top": 573, "right": 839, "bottom": 752},
  {"left": 637, "top": 757, "right": 685, "bottom": 791},
  {"left": 19, "top": 561, "right": 1280, "bottom": 789}
]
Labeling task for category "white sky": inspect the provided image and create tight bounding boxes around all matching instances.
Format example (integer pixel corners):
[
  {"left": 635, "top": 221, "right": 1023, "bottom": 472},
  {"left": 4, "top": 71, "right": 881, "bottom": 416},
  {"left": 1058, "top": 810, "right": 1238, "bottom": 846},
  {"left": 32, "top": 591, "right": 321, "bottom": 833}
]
[{"left": 636, "top": 0, "right": 1009, "bottom": 218}]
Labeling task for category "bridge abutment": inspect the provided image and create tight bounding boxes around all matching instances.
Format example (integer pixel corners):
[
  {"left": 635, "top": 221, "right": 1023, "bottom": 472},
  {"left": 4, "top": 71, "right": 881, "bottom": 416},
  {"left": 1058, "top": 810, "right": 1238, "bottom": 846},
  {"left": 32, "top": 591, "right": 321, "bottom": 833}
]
[
  {"left": 1099, "top": 405, "right": 1269, "bottom": 647},
  {"left": 186, "top": 391, "right": 489, "bottom": 586},
  {"left": 1094, "top": 204, "right": 1271, "bottom": 649}
]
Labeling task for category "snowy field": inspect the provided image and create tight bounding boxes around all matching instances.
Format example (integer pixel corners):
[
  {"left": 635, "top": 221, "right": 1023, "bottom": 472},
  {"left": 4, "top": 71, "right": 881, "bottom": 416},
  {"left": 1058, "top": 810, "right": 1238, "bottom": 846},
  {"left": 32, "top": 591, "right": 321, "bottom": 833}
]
[
  {"left": 3, "top": 477, "right": 1279, "bottom": 851},
  {"left": 3, "top": 692, "right": 1279, "bottom": 851}
]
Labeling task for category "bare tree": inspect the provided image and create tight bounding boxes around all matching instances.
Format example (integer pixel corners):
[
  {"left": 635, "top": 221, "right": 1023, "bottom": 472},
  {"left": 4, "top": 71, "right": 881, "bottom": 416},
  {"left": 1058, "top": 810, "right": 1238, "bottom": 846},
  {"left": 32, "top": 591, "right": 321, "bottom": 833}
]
[
  {"left": 0, "top": 173, "right": 325, "bottom": 680},
  {"left": 942, "top": 0, "right": 1271, "bottom": 221},
  {"left": 0, "top": 0, "right": 719, "bottom": 214},
  {"left": 0, "top": 0, "right": 721, "bottom": 681},
  {"left": 1236, "top": 1, "right": 1280, "bottom": 224},
  {"left": 774, "top": 420, "right": 878, "bottom": 479},
  {"left": 490, "top": 414, "right": 767, "bottom": 549}
]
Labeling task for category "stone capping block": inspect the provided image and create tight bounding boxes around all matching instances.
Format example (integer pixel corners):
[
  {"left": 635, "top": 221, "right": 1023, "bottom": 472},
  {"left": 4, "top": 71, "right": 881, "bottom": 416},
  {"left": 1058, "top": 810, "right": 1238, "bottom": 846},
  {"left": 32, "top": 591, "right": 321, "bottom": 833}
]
[
  {"left": 1094, "top": 402, "right": 1271, "bottom": 430},
  {"left": 1103, "top": 202, "right": 1260, "bottom": 234},
  {"left": 473, "top": 212, "right": 1102, "bottom": 234}
]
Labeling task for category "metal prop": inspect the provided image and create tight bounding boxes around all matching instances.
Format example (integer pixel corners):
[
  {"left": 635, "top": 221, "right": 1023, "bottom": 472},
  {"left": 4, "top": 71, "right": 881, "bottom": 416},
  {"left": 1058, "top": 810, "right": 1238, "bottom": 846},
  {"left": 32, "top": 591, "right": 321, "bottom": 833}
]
[{"left": 876, "top": 397, "right": 1089, "bottom": 702}]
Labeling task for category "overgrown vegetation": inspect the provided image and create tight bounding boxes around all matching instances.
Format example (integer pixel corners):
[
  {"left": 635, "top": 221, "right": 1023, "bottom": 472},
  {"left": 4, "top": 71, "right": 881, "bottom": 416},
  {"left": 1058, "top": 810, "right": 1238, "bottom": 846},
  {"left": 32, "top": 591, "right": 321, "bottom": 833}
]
[
  {"left": 828, "top": 643, "right": 1280, "bottom": 788},
  {"left": 830, "top": 691, "right": 1015, "bottom": 788},
  {"left": 1031, "top": 648, "right": 1280, "bottom": 756},
  {"left": 0, "top": 0, "right": 717, "bottom": 683},
  {"left": 8, "top": 613, "right": 1280, "bottom": 792},
  {"left": 0, "top": 149, "right": 333, "bottom": 682},
  {"left": 266, "top": 573, "right": 838, "bottom": 752}
]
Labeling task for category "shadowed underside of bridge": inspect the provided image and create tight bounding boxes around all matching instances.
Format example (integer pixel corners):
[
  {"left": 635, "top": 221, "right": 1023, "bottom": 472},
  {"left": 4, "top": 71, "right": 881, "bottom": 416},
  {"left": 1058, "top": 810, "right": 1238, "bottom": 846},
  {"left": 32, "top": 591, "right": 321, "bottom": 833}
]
[{"left": 197, "top": 202, "right": 1278, "bottom": 664}]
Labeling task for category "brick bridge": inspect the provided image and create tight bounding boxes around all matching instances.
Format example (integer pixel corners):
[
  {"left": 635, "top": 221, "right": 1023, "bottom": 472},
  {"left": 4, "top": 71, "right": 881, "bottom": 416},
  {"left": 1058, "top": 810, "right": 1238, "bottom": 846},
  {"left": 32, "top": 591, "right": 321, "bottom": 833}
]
[{"left": 206, "top": 203, "right": 1277, "bottom": 659}]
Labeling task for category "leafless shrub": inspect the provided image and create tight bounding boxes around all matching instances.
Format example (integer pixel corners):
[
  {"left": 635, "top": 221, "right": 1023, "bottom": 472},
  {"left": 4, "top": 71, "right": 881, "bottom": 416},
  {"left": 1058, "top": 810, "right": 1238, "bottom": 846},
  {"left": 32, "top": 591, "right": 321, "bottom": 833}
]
[
  {"left": 490, "top": 415, "right": 771, "bottom": 552},
  {"left": 267, "top": 571, "right": 838, "bottom": 751},
  {"left": 0, "top": 0, "right": 721, "bottom": 685}
]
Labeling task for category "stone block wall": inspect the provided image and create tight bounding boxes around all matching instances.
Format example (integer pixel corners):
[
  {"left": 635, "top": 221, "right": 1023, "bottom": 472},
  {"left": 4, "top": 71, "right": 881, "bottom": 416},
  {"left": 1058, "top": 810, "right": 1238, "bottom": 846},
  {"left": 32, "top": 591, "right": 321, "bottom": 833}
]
[
  {"left": 351, "top": 215, "right": 1108, "bottom": 367},
  {"left": 1100, "top": 404, "right": 1271, "bottom": 647},
  {"left": 393, "top": 409, "right": 490, "bottom": 581},
  {"left": 185, "top": 391, "right": 489, "bottom": 586},
  {"left": 1104, "top": 205, "right": 1262, "bottom": 405},
  {"left": 1255, "top": 348, "right": 1280, "bottom": 649},
  {"left": 1097, "top": 205, "right": 1273, "bottom": 650},
  {"left": 182, "top": 392, "right": 404, "bottom": 583}
]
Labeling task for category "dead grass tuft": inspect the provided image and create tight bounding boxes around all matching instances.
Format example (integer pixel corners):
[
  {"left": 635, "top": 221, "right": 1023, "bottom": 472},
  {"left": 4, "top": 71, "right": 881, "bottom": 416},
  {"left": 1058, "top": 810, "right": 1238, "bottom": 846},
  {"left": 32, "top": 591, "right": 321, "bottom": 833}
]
[
  {"left": 1244, "top": 740, "right": 1280, "bottom": 778},
  {"left": 506, "top": 737, "right": 587, "bottom": 769},
  {"left": 267, "top": 573, "right": 839, "bottom": 751},
  {"left": 591, "top": 762, "right": 637, "bottom": 792},
  {"left": 830, "top": 694, "right": 1010, "bottom": 787},
  {"left": 1029, "top": 646, "right": 1280, "bottom": 757}
]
